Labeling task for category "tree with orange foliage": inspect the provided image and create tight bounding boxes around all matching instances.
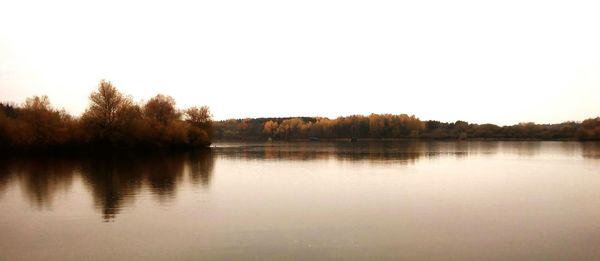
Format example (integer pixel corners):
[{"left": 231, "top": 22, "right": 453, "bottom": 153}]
[
  {"left": 19, "top": 96, "right": 71, "bottom": 147},
  {"left": 143, "top": 94, "right": 180, "bottom": 125},
  {"left": 185, "top": 106, "right": 212, "bottom": 129},
  {"left": 81, "top": 80, "right": 137, "bottom": 144},
  {"left": 263, "top": 120, "right": 278, "bottom": 138},
  {"left": 83, "top": 80, "right": 129, "bottom": 128},
  {"left": 185, "top": 106, "right": 213, "bottom": 146}
]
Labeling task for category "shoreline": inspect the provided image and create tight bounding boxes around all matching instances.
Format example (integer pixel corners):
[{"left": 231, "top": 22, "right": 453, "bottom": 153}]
[{"left": 214, "top": 137, "right": 592, "bottom": 142}]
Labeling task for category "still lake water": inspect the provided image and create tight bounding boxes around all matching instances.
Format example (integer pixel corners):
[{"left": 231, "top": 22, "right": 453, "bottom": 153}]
[{"left": 1, "top": 141, "right": 600, "bottom": 260}]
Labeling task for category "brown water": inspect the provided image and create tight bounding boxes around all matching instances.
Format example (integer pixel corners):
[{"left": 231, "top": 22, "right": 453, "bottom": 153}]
[{"left": 1, "top": 141, "right": 600, "bottom": 260}]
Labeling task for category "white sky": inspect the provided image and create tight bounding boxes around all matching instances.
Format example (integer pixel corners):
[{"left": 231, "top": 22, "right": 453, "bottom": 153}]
[{"left": 1, "top": 0, "right": 599, "bottom": 125}]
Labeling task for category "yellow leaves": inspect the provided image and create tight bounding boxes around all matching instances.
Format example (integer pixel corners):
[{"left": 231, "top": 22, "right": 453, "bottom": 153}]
[
  {"left": 263, "top": 120, "right": 278, "bottom": 136},
  {"left": 218, "top": 114, "right": 426, "bottom": 140}
]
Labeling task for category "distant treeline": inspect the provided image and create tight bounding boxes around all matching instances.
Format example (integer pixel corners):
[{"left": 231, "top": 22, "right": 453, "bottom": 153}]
[
  {"left": 0, "top": 80, "right": 213, "bottom": 151},
  {"left": 215, "top": 114, "right": 600, "bottom": 141}
]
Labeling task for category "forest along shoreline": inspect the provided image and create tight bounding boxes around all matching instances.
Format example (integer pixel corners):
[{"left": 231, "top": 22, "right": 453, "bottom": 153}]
[
  {"left": 0, "top": 80, "right": 213, "bottom": 152},
  {"left": 2, "top": 80, "right": 600, "bottom": 154},
  {"left": 214, "top": 116, "right": 600, "bottom": 142}
]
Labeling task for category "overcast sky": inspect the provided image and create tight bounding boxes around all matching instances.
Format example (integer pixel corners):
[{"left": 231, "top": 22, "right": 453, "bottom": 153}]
[{"left": 1, "top": 0, "right": 599, "bottom": 125}]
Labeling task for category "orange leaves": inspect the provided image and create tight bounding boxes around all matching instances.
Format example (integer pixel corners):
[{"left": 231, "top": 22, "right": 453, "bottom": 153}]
[
  {"left": 144, "top": 94, "right": 180, "bottom": 125},
  {"left": 1, "top": 80, "right": 213, "bottom": 150}
]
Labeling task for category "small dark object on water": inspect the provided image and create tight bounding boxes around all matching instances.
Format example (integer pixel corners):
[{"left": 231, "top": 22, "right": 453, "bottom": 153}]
[{"left": 350, "top": 137, "right": 358, "bottom": 142}]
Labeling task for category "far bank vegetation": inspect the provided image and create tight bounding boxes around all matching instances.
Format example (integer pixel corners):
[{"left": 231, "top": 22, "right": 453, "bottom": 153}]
[{"left": 215, "top": 115, "right": 600, "bottom": 141}]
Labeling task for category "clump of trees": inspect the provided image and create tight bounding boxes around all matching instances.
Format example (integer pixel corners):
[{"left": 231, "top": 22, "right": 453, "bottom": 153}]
[
  {"left": 214, "top": 114, "right": 425, "bottom": 140},
  {"left": 577, "top": 118, "right": 600, "bottom": 140},
  {"left": 419, "top": 120, "right": 587, "bottom": 140},
  {"left": 0, "top": 80, "right": 213, "bottom": 151},
  {"left": 214, "top": 115, "right": 600, "bottom": 141},
  {"left": 0, "top": 96, "right": 77, "bottom": 149}
]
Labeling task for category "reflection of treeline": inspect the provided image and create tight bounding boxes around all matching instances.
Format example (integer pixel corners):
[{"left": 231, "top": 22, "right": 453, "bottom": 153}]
[
  {"left": 216, "top": 141, "right": 427, "bottom": 164},
  {"left": 215, "top": 115, "right": 600, "bottom": 141},
  {"left": 0, "top": 80, "right": 213, "bottom": 150},
  {"left": 0, "top": 151, "right": 214, "bottom": 221}
]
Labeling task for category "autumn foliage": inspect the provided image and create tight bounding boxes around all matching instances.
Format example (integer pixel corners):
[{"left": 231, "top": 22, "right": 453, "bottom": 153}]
[
  {"left": 0, "top": 80, "right": 213, "bottom": 151},
  {"left": 214, "top": 116, "right": 600, "bottom": 141},
  {"left": 2, "top": 79, "right": 600, "bottom": 151}
]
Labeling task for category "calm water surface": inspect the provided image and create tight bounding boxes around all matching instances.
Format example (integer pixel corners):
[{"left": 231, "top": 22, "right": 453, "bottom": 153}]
[{"left": 1, "top": 141, "right": 600, "bottom": 260}]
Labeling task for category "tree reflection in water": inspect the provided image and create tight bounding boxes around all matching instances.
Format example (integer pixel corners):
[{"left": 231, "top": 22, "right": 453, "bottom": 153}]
[
  {"left": 1, "top": 141, "right": 592, "bottom": 222},
  {"left": 0, "top": 150, "right": 214, "bottom": 222},
  {"left": 213, "top": 141, "right": 468, "bottom": 164}
]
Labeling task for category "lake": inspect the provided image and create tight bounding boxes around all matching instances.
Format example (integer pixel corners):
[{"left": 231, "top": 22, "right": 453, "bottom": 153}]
[{"left": 1, "top": 141, "right": 600, "bottom": 260}]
